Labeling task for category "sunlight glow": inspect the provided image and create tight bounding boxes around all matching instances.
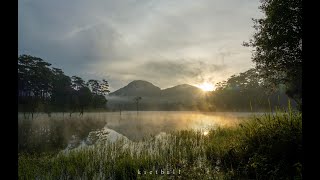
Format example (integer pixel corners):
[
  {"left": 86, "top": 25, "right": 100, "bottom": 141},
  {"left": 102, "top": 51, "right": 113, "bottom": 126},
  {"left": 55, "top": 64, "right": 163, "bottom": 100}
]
[
  {"left": 203, "top": 131, "right": 209, "bottom": 136},
  {"left": 197, "top": 82, "right": 215, "bottom": 91}
]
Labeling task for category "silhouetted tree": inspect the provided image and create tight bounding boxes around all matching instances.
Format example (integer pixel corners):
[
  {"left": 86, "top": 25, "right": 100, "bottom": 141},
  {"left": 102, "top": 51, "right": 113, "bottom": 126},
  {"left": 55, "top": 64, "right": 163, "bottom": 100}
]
[
  {"left": 243, "top": 0, "right": 302, "bottom": 109},
  {"left": 87, "top": 79, "right": 100, "bottom": 95},
  {"left": 78, "top": 87, "right": 92, "bottom": 116},
  {"left": 51, "top": 68, "right": 72, "bottom": 116},
  {"left": 87, "top": 79, "right": 109, "bottom": 110},
  {"left": 210, "top": 68, "right": 292, "bottom": 111},
  {"left": 18, "top": 54, "right": 54, "bottom": 118},
  {"left": 18, "top": 54, "right": 111, "bottom": 116},
  {"left": 100, "top": 79, "right": 110, "bottom": 95},
  {"left": 71, "top": 76, "right": 86, "bottom": 91},
  {"left": 134, "top": 96, "right": 142, "bottom": 113}
]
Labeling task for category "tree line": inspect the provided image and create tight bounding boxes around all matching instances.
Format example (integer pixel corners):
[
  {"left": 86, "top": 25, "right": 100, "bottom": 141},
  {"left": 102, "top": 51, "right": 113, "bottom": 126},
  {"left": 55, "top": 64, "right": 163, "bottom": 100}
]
[
  {"left": 18, "top": 54, "right": 110, "bottom": 118},
  {"left": 207, "top": 68, "right": 295, "bottom": 111}
]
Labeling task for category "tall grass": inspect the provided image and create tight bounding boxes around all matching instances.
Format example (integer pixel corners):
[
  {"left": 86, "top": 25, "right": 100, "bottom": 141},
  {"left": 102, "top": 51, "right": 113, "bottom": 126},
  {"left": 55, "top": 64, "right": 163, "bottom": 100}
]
[
  {"left": 207, "top": 110, "right": 302, "bottom": 179},
  {"left": 18, "top": 110, "right": 302, "bottom": 179}
]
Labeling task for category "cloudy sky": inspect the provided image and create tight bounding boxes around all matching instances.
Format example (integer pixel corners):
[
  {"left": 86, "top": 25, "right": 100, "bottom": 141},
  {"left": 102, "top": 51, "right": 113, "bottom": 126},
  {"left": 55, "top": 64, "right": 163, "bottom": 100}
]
[{"left": 19, "top": 0, "right": 262, "bottom": 92}]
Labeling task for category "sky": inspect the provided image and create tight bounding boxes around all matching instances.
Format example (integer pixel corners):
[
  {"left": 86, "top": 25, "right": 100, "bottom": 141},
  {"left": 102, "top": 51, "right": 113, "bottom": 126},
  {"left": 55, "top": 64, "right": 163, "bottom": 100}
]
[{"left": 18, "top": 0, "right": 262, "bottom": 92}]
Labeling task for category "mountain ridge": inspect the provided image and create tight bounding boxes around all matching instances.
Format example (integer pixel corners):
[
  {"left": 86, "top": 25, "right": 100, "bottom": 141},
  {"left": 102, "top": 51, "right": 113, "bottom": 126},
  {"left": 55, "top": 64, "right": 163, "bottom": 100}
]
[
  {"left": 109, "top": 80, "right": 161, "bottom": 97},
  {"left": 107, "top": 80, "right": 207, "bottom": 111},
  {"left": 109, "top": 80, "right": 201, "bottom": 96}
]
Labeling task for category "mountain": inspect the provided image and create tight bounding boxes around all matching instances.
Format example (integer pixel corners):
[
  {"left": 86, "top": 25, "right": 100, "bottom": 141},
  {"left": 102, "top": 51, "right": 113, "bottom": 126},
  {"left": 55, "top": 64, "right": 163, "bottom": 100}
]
[
  {"left": 161, "top": 84, "right": 204, "bottom": 99},
  {"left": 107, "top": 80, "right": 208, "bottom": 111},
  {"left": 109, "top": 80, "right": 161, "bottom": 97}
]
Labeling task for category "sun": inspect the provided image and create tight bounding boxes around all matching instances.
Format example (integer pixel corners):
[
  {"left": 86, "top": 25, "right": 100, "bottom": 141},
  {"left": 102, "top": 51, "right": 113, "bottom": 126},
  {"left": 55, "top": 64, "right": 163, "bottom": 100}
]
[{"left": 197, "top": 82, "right": 215, "bottom": 92}]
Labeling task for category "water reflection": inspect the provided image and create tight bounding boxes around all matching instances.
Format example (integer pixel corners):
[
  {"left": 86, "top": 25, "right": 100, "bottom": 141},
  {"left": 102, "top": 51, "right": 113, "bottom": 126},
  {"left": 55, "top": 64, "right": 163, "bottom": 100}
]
[
  {"left": 18, "top": 111, "right": 262, "bottom": 142},
  {"left": 65, "top": 111, "right": 260, "bottom": 141}
]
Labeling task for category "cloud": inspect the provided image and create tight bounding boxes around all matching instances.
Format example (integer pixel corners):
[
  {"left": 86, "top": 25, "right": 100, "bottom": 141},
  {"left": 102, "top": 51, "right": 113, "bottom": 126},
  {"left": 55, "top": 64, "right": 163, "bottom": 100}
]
[
  {"left": 143, "top": 59, "right": 225, "bottom": 79},
  {"left": 86, "top": 58, "right": 229, "bottom": 91},
  {"left": 18, "top": 0, "right": 262, "bottom": 91},
  {"left": 140, "top": 60, "right": 228, "bottom": 88}
]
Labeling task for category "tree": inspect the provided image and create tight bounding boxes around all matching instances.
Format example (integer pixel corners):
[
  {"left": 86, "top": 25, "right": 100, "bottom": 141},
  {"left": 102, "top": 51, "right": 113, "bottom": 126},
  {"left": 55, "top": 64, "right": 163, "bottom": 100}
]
[
  {"left": 210, "top": 68, "right": 292, "bottom": 111},
  {"left": 100, "top": 79, "right": 110, "bottom": 95},
  {"left": 134, "top": 96, "right": 142, "bottom": 113},
  {"left": 91, "top": 95, "right": 107, "bottom": 109},
  {"left": 78, "top": 87, "right": 92, "bottom": 116},
  {"left": 243, "top": 0, "right": 302, "bottom": 109},
  {"left": 51, "top": 68, "right": 72, "bottom": 115},
  {"left": 87, "top": 79, "right": 100, "bottom": 95},
  {"left": 18, "top": 54, "right": 112, "bottom": 115},
  {"left": 18, "top": 54, "right": 54, "bottom": 118},
  {"left": 71, "top": 76, "right": 86, "bottom": 91},
  {"left": 70, "top": 76, "right": 93, "bottom": 116},
  {"left": 87, "top": 79, "right": 109, "bottom": 110}
]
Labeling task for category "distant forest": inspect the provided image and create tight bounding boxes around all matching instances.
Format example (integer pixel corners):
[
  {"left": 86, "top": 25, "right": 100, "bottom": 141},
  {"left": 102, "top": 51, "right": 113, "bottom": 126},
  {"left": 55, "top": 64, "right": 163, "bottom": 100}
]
[
  {"left": 207, "top": 68, "right": 295, "bottom": 111},
  {"left": 18, "top": 54, "right": 110, "bottom": 118}
]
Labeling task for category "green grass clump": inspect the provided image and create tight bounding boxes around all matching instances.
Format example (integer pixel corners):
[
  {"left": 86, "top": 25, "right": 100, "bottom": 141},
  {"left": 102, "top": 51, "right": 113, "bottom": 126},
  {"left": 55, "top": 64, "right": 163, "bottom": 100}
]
[
  {"left": 18, "top": 111, "right": 302, "bottom": 179},
  {"left": 206, "top": 111, "right": 302, "bottom": 179}
]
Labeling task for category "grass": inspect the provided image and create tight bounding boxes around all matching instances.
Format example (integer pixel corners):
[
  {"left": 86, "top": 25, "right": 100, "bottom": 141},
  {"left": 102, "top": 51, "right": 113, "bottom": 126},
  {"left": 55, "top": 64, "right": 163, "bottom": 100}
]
[{"left": 18, "top": 110, "right": 302, "bottom": 179}]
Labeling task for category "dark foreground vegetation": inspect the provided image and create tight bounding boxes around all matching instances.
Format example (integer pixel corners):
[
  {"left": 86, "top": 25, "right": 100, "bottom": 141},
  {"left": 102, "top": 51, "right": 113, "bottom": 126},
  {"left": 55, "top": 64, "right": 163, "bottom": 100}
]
[{"left": 19, "top": 110, "right": 302, "bottom": 179}]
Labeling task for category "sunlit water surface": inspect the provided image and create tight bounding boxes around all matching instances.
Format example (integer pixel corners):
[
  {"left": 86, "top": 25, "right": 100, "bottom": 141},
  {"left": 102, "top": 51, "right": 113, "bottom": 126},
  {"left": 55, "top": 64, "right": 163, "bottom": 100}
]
[{"left": 19, "top": 111, "right": 264, "bottom": 141}]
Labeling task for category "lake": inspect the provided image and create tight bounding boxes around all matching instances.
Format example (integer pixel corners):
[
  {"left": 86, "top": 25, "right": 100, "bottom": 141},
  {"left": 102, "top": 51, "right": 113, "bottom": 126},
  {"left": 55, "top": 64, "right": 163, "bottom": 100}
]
[
  {"left": 87, "top": 111, "right": 263, "bottom": 140},
  {"left": 18, "top": 111, "right": 264, "bottom": 143}
]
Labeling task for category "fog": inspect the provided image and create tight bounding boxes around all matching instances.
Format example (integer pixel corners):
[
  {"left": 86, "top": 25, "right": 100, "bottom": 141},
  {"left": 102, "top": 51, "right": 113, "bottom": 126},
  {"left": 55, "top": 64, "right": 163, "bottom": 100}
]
[{"left": 18, "top": 111, "right": 262, "bottom": 153}]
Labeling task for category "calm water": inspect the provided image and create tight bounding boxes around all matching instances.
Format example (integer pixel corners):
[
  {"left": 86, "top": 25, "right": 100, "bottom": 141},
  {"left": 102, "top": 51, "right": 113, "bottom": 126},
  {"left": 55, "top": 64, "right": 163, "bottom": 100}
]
[{"left": 19, "top": 111, "right": 264, "bottom": 141}]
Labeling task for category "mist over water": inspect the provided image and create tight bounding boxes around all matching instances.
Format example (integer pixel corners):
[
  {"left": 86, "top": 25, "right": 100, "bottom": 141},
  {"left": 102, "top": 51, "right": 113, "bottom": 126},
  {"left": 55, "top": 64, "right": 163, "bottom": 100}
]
[
  {"left": 19, "top": 111, "right": 262, "bottom": 141},
  {"left": 99, "top": 111, "right": 257, "bottom": 140}
]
